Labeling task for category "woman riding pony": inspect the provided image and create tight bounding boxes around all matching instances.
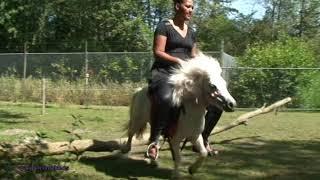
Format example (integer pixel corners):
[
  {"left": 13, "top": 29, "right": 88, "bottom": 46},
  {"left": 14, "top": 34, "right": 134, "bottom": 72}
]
[{"left": 147, "top": 0, "right": 223, "bottom": 159}]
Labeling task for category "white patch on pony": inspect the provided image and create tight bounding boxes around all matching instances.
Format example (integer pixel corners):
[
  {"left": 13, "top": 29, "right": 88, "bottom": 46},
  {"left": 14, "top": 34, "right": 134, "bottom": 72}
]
[{"left": 169, "top": 52, "right": 222, "bottom": 106}]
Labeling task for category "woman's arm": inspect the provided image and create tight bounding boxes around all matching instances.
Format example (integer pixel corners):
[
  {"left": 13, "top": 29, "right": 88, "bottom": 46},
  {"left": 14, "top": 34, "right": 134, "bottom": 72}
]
[
  {"left": 153, "top": 35, "right": 183, "bottom": 64},
  {"left": 191, "top": 43, "right": 197, "bottom": 58}
]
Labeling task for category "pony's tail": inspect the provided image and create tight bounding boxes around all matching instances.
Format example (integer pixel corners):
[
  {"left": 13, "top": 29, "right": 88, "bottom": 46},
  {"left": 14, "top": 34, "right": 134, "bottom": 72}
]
[
  {"left": 124, "top": 87, "right": 148, "bottom": 140},
  {"left": 122, "top": 93, "right": 136, "bottom": 137}
]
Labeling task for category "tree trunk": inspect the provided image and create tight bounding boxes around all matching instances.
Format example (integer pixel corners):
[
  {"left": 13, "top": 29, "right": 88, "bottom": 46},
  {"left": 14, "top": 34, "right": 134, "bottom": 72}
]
[{"left": 0, "top": 139, "right": 122, "bottom": 158}]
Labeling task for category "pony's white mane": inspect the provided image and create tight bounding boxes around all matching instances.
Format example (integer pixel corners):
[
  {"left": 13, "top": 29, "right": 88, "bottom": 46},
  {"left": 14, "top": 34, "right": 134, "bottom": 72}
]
[{"left": 169, "top": 52, "right": 222, "bottom": 106}]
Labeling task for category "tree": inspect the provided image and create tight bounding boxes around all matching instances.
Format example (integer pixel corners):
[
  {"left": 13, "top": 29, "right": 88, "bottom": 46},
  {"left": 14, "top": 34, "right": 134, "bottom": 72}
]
[
  {"left": 193, "top": 0, "right": 248, "bottom": 55},
  {"left": 261, "top": 0, "right": 320, "bottom": 39},
  {"left": 0, "top": 0, "right": 51, "bottom": 52},
  {"left": 0, "top": 0, "right": 154, "bottom": 52},
  {"left": 230, "top": 37, "right": 317, "bottom": 107}
]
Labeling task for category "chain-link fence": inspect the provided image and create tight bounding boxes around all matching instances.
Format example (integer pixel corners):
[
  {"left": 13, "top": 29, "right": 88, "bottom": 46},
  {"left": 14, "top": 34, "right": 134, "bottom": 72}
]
[
  {"left": 0, "top": 51, "right": 221, "bottom": 81},
  {"left": 0, "top": 51, "right": 319, "bottom": 110}
]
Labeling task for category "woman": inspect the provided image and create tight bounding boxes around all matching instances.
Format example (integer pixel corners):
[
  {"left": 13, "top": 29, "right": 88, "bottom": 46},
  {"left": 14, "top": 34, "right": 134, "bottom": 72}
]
[{"left": 147, "top": 0, "right": 221, "bottom": 159}]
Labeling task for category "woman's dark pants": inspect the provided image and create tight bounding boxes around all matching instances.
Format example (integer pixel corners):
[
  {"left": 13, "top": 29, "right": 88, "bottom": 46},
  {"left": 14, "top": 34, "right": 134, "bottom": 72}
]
[
  {"left": 202, "top": 105, "right": 223, "bottom": 144},
  {"left": 148, "top": 70, "right": 179, "bottom": 144}
]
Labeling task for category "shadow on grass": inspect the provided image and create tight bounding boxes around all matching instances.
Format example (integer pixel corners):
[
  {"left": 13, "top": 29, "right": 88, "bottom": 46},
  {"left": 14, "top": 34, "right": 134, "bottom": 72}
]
[
  {"left": 0, "top": 156, "right": 67, "bottom": 180},
  {"left": 1, "top": 138, "right": 319, "bottom": 179},
  {"left": 0, "top": 110, "right": 33, "bottom": 123},
  {"left": 79, "top": 154, "right": 172, "bottom": 179},
  {"left": 78, "top": 137, "right": 320, "bottom": 179},
  {"left": 201, "top": 138, "right": 320, "bottom": 180}
]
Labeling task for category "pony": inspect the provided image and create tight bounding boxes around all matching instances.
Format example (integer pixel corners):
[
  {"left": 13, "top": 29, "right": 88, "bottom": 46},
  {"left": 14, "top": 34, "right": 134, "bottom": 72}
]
[{"left": 122, "top": 52, "right": 236, "bottom": 178}]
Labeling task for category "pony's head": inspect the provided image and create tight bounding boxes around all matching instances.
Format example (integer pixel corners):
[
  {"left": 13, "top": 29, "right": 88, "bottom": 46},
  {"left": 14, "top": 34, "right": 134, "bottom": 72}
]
[{"left": 169, "top": 52, "right": 236, "bottom": 112}]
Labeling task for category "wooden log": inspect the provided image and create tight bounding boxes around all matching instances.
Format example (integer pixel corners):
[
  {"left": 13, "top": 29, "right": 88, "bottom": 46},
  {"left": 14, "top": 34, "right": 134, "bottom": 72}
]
[{"left": 0, "top": 139, "right": 121, "bottom": 158}]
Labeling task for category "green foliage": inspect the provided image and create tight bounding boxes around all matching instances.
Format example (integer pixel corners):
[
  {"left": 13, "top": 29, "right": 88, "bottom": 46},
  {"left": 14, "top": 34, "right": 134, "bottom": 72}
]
[
  {"left": 196, "top": 15, "right": 235, "bottom": 51},
  {"left": 0, "top": 0, "right": 319, "bottom": 55},
  {"left": 298, "top": 72, "right": 320, "bottom": 108},
  {"left": 62, "top": 114, "right": 85, "bottom": 143},
  {"left": 307, "top": 33, "right": 320, "bottom": 62},
  {"left": 0, "top": 0, "right": 153, "bottom": 52},
  {"left": 49, "top": 57, "right": 81, "bottom": 81},
  {"left": 230, "top": 37, "right": 317, "bottom": 107},
  {"left": 90, "top": 56, "right": 143, "bottom": 83},
  {"left": 193, "top": 1, "right": 260, "bottom": 56}
]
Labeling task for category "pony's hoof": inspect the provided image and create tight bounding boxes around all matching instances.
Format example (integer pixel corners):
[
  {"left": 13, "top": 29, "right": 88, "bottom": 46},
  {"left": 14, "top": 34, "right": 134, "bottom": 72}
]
[
  {"left": 205, "top": 143, "right": 219, "bottom": 156},
  {"left": 143, "top": 158, "right": 159, "bottom": 168},
  {"left": 208, "top": 150, "right": 219, "bottom": 156}
]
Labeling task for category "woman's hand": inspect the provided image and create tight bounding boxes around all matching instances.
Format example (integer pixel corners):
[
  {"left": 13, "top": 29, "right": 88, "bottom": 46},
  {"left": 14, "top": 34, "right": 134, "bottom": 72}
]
[{"left": 176, "top": 58, "right": 186, "bottom": 65}]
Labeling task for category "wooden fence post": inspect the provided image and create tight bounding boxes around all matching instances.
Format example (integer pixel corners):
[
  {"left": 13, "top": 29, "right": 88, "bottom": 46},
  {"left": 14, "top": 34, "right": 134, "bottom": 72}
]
[
  {"left": 42, "top": 78, "right": 46, "bottom": 115},
  {"left": 23, "top": 42, "right": 27, "bottom": 79},
  {"left": 84, "top": 41, "right": 89, "bottom": 108}
]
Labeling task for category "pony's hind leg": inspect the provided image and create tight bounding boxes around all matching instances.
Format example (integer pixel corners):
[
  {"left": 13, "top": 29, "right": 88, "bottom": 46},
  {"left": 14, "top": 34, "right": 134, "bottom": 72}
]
[
  {"left": 169, "top": 136, "right": 182, "bottom": 179},
  {"left": 122, "top": 87, "right": 150, "bottom": 154},
  {"left": 188, "top": 135, "right": 208, "bottom": 175},
  {"left": 121, "top": 115, "right": 148, "bottom": 154},
  {"left": 121, "top": 133, "right": 133, "bottom": 154}
]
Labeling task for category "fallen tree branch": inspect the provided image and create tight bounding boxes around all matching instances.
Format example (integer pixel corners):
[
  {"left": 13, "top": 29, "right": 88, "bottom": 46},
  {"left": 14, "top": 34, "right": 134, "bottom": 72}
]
[
  {"left": 0, "top": 139, "right": 121, "bottom": 158},
  {"left": 209, "top": 97, "right": 292, "bottom": 136}
]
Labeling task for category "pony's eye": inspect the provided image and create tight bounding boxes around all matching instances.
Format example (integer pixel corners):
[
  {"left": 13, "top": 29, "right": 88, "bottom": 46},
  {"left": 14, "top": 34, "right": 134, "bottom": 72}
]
[{"left": 210, "top": 84, "right": 217, "bottom": 91}]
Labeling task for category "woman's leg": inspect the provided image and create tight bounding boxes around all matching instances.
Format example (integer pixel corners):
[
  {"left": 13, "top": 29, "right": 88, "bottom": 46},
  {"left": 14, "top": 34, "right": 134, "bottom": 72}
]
[
  {"left": 147, "top": 70, "right": 176, "bottom": 159},
  {"left": 201, "top": 105, "right": 223, "bottom": 155}
]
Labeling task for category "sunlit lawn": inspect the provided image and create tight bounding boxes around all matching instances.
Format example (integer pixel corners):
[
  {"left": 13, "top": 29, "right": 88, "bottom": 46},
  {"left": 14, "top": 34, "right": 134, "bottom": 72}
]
[{"left": 0, "top": 101, "right": 319, "bottom": 179}]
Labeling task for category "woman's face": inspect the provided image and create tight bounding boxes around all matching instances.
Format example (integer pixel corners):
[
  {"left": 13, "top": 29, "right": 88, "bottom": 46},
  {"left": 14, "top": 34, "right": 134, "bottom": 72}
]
[{"left": 176, "top": 0, "right": 194, "bottom": 21}]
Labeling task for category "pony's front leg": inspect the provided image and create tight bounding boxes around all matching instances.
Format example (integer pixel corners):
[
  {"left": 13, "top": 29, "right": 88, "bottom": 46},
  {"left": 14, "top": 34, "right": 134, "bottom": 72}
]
[
  {"left": 169, "top": 137, "right": 182, "bottom": 179},
  {"left": 189, "top": 135, "right": 208, "bottom": 175}
]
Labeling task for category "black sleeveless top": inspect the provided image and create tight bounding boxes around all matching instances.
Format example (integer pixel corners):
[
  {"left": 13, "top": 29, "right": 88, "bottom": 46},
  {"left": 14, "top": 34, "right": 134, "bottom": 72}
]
[{"left": 151, "top": 20, "right": 196, "bottom": 72}]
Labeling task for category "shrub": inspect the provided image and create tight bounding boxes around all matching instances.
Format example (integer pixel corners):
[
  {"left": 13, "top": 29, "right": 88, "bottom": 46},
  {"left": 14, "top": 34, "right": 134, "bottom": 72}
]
[
  {"left": 230, "top": 37, "right": 317, "bottom": 108},
  {"left": 298, "top": 72, "right": 320, "bottom": 108}
]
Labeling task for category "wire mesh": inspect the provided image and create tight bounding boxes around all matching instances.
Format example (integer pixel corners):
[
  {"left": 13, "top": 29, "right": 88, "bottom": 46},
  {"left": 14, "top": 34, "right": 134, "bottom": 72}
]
[{"left": 0, "top": 51, "right": 319, "bottom": 109}]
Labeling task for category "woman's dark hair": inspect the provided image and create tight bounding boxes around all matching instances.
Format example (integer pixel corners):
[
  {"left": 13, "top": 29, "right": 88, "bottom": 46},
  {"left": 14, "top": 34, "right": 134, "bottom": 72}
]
[{"left": 173, "top": 0, "right": 184, "bottom": 4}]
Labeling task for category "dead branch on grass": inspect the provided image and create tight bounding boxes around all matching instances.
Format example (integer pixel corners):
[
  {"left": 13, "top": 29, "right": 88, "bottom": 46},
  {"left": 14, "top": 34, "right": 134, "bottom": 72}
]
[{"left": 210, "top": 97, "right": 292, "bottom": 136}]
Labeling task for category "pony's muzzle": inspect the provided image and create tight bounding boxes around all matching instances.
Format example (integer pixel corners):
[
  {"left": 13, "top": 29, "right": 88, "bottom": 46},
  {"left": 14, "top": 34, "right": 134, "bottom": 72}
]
[
  {"left": 214, "top": 94, "right": 236, "bottom": 112},
  {"left": 225, "top": 101, "right": 235, "bottom": 112}
]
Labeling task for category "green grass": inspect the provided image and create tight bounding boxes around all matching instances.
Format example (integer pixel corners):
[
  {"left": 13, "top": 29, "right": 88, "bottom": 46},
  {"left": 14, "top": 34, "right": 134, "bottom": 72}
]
[{"left": 0, "top": 101, "right": 319, "bottom": 179}]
